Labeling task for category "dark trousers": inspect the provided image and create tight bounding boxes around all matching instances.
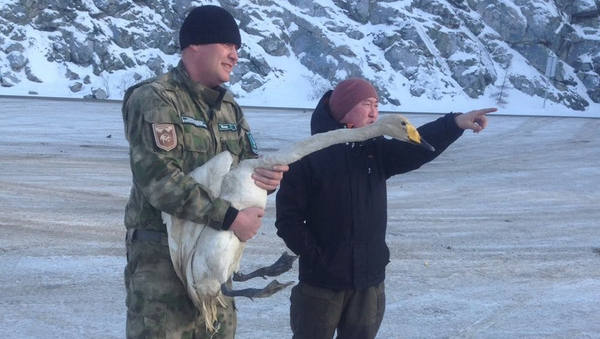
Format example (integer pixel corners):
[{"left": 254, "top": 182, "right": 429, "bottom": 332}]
[{"left": 289, "top": 282, "right": 385, "bottom": 339}]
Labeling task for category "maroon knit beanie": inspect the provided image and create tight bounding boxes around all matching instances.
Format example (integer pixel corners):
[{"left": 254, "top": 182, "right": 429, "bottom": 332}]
[{"left": 329, "top": 78, "right": 378, "bottom": 122}]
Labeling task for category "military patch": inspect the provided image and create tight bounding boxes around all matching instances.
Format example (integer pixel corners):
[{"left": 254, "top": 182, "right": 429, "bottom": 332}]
[
  {"left": 218, "top": 123, "right": 238, "bottom": 131},
  {"left": 247, "top": 131, "right": 259, "bottom": 155},
  {"left": 182, "top": 116, "right": 207, "bottom": 128},
  {"left": 152, "top": 123, "right": 177, "bottom": 151}
]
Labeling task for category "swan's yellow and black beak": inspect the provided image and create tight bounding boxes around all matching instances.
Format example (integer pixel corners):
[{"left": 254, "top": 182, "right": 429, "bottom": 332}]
[{"left": 407, "top": 124, "right": 435, "bottom": 151}]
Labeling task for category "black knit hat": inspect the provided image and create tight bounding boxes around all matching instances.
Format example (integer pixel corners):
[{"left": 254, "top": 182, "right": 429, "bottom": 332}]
[{"left": 179, "top": 5, "right": 242, "bottom": 50}]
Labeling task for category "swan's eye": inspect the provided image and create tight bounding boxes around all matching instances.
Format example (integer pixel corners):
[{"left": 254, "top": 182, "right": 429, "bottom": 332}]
[{"left": 401, "top": 121, "right": 406, "bottom": 126}]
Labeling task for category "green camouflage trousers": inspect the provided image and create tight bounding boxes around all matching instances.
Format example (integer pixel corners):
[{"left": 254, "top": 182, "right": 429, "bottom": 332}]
[{"left": 124, "top": 235, "right": 237, "bottom": 339}]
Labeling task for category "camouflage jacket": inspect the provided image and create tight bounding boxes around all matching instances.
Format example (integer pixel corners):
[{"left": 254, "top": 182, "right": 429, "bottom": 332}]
[{"left": 122, "top": 61, "right": 259, "bottom": 232}]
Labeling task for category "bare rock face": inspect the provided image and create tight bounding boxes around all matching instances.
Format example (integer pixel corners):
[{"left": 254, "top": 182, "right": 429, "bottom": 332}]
[
  {"left": 0, "top": 0, "right": 598, "bottom": 111},
  {"left": 7, "top": 51, "right": 28, "bottom": 71}
]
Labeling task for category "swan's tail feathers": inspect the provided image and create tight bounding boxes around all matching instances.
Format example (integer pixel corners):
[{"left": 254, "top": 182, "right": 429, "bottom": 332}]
[
  {"left": 232, "top": 251, "right": 298, "bottom": 282},
  {"left": 220, "top": 279, "right": 294, "bottom": 300},
  {"left": 199, "top": 293, "right": 228, "bottom": 332}
]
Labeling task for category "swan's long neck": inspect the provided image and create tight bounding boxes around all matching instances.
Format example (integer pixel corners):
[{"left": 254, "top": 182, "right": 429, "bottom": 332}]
[{"left": 248, "top": 123, "right": 384, "bottom": 168}]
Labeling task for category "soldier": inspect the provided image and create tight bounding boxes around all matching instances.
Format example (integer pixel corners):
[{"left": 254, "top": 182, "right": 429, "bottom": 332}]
[{"left": 122, "top": 5, "right": 288, "bottom": 339}]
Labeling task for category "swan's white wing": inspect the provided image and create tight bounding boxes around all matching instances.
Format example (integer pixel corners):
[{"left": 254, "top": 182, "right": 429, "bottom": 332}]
[
  {"left": 189, "top": 227, "right": 245, "bottom": 297},
  {"left": 162, "top": 151, "right": 234, "bottom": 294}
]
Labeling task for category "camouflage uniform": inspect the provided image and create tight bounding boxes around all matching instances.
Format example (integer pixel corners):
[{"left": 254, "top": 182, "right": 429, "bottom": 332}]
[{"left": 122, "top": 61, "right": 258, "bottom": 339}]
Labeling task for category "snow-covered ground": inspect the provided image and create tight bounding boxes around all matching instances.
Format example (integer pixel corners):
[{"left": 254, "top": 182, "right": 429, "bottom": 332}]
[{"left": 1, "top": 97, "right": 599, "bottom": 339}]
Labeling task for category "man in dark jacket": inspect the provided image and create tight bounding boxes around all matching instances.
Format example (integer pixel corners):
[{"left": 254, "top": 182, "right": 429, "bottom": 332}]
[{"left": 275, "top": 78, "right": 495, "bottom": 339}]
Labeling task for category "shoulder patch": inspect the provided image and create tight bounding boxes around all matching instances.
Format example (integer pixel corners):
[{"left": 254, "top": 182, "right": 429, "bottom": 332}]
[
  {"left": 152, "top": 123, "right": 177, "bottom": 151},
  {"left": 246, "top": 131, "right": 259, "bottom": 155}
]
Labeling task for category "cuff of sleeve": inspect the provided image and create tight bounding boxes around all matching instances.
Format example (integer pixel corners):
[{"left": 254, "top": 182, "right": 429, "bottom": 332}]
[
  {"left": 207, "top": 198, "right": 232, "bottom": 231},
  {"left": 447, "top": 112, "right": 465, "bottom": 134},
  {"left": 221, "top": 206, "right": 239, "bottom": 230}
]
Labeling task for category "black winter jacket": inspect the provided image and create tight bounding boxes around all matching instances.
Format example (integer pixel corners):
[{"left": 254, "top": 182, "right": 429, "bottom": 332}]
[{"left": 275, "top": 91, "right": 464, "bottom": 291}]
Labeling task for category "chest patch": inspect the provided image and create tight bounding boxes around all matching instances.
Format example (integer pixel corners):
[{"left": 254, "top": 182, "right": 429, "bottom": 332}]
[
  {"left": 218, "top": 123, "right": 238, "bottom": 131},
  {"left": 152, "top": 123, "right": 177, "bottom": 151},
  {"left": 182, "top": 116, "right": 207, "bottom": 128}
]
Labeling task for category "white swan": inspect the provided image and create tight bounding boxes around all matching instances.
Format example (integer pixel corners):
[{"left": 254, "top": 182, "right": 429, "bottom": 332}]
[{"left": 162, "top": 113, "right": 433, "bottom": 330}]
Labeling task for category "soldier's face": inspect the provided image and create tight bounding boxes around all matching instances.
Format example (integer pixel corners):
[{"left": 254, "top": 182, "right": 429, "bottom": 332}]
[{"left": 189, "top": 43, "right": 238, "bottom": 87}]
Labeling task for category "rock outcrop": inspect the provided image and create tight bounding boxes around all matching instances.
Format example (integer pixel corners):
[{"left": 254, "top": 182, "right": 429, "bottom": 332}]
[{"left": 0, "top": 0, "right": 598, "bottom": 112}]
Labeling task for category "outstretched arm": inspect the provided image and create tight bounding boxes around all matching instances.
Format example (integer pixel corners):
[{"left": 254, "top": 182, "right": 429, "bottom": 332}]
[{"left": 454, "top": 107, "right": 497, "bottom": 133}]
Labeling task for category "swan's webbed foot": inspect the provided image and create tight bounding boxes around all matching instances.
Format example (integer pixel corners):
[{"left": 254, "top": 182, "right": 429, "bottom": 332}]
[
  {"left": 233, "top": 251, "right": 298, "bottom": 282},
  {"left": 220, "top": 279, "right": 294, "bottom": 300}
]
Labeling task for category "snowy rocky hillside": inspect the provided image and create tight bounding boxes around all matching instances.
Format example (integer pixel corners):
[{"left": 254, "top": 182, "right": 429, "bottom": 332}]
[{"left": 0, "top": 0, "right": 599, "bottom": 114}]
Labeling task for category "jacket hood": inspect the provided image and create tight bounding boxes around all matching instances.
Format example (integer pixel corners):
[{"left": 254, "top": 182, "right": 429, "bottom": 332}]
[{"left": 310, "top": 90, "right": 347, "bottom": 136}]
